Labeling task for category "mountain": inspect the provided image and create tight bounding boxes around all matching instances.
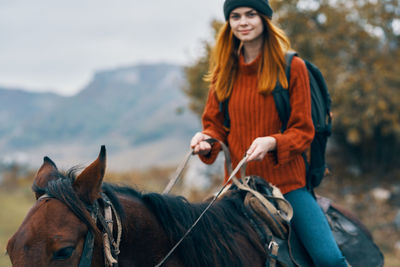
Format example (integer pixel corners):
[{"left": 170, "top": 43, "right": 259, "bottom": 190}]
[{"left": 0, "top": 64, "right": 201, "bottom": 170}]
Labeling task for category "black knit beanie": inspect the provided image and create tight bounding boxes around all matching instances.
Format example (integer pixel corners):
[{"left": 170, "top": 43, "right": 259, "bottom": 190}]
[{"left": 223, "top": 0, "right": 273, "bottom": 20}]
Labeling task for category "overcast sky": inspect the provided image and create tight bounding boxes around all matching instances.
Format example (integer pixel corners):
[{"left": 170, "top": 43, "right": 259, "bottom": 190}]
[{"left": 0, "top": 0, "right": 225, "bottom": 95}]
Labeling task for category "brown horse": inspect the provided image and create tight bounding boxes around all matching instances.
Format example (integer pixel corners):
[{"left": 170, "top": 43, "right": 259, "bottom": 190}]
[{"left": 7, "top": 146, "right": 268, "bottom": 266}]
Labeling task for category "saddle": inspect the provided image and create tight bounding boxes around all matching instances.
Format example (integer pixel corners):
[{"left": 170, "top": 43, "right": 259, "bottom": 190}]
[
  {"left": 230, "top": 176, "right": 305, "bottom": 267},
  {"left": 231, "top": 176, "right": 384, "bottom": 267}
]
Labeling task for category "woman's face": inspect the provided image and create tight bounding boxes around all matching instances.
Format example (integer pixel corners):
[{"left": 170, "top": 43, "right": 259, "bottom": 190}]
[{"left": 229, "top": 7, "right": 264, "bottom": 44}]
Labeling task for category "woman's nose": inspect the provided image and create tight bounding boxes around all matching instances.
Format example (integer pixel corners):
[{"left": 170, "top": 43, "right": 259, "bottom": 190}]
[{"left": 239, "top": 16, "right": 248, "bottom": 26}]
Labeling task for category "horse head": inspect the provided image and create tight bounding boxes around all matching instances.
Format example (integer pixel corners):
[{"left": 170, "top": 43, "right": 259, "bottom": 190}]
[
  {"left": 7, "top": 146, "right": 274, "bottom": 267},
  {"left": 7, "top": 146, "right": 107, "bottom": 267}
]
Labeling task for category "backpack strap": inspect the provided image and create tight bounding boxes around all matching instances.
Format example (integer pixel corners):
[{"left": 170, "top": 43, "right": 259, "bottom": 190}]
[
  {"left": 285, "top": 52, "right": 297, "bottom": 82},
  {"left": 272, "top": 52, "right": 297, "bottom": 133},
  {"left": 219, "top": 98, "right": 231, "bottom": 132}
]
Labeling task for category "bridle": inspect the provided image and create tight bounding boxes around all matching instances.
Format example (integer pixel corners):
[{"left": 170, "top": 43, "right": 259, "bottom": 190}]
[{"left": 38, "top": 193, "right": 122, "bottom": 267}]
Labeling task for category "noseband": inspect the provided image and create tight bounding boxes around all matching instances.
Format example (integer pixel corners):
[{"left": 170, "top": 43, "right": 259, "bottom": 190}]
[{"left": 38, "top": 193, "right": 122, "bottom": 267}]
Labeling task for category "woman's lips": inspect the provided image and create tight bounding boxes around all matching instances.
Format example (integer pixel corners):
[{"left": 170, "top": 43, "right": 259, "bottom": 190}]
[{"left": 240, "top": 30, "right": 251, "bottom": 34}]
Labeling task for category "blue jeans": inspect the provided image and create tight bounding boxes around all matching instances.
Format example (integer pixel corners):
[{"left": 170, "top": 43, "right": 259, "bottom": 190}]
[{"left": 284, "top": 187, "right": 347, "bottom": 267}]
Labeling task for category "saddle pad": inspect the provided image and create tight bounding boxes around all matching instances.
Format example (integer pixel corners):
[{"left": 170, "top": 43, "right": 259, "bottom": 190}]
[{"left": 318, "top": 196, "right": 384, "bottom": 267}]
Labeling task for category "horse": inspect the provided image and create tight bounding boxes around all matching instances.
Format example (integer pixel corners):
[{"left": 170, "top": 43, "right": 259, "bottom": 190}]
[{"left": 7, "top": 146, "right": 278, "bottom": 267}]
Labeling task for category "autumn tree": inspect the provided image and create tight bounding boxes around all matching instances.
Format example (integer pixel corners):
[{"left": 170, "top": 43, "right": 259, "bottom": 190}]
[{"left": 182, "top": 0, "right": 400, "bottom": 171}]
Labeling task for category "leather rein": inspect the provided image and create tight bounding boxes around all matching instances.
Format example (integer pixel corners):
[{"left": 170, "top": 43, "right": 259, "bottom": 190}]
[{"left": 38, "top": 193, "right": 122, "bottom": 267}]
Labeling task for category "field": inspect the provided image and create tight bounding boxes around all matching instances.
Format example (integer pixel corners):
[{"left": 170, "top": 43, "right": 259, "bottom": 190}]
[
  {"left": 1, "top": 164, "right": 399, "bottom": 266},
  {"left": 0, "top": 188, "right": 34, "bottom": 267}
]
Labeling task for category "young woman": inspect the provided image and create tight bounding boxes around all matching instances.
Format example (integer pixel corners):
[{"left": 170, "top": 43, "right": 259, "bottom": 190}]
[{"left": 190, "top": 0, "right": 347, "bottom": 266}]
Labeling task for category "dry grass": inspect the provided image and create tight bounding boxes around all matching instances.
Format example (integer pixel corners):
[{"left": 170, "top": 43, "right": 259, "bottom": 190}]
[{"left": 0, "top": 188, "right": 35, "bottom": 267}]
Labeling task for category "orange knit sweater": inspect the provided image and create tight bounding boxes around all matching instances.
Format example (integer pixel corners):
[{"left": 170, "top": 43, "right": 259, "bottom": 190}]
[{"left": 200, "top": 54, "right": 315, "bottom": 194}]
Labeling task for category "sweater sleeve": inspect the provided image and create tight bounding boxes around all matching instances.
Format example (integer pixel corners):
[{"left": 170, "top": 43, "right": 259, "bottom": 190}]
[
  {"left": 270, "top": 57, "right": 315, "bottom": 166},
  {"left": 199, "top": 86, "right": 228, "bottom": 164}
]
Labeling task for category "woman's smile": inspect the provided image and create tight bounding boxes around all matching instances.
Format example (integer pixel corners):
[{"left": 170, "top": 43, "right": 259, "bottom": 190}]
[{"left": 239, "top": 29, "right": 252, "bottom": 34}]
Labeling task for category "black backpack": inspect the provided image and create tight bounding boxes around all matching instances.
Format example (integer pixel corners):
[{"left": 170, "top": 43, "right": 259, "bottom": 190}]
[{"left": 219, "top": 52, "right": 332, "bottom": 192}]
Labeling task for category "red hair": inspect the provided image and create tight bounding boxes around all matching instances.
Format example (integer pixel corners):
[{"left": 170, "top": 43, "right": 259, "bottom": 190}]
[{"left": 206, "top": 15, "right": 291, "bottom": 101}]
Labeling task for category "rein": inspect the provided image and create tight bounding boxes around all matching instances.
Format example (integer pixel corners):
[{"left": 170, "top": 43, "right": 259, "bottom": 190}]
[
  {"left": 38, "top": 193, "right": 122, "bottom": 267},
  {"left": 162, "top": 149, "right": 193, "bottom": 194},
  {"left": 162, "top": 138, "right": 233, "bottom": 195}
]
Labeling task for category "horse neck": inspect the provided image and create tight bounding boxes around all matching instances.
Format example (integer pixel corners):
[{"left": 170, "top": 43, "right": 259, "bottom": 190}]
[{"left": 116, "top": 194, "right": 184, "bottom": 267}]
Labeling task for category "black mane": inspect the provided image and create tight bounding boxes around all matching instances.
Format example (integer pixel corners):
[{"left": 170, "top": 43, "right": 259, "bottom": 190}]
[
  {"left": 105, "top": 184, "right": 264, "bottom": 267},
  {"left": 33, "top": 171, "right": 263, "bottom": 266}
]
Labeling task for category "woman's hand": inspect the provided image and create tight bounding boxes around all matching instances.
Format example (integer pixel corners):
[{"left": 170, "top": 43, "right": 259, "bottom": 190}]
[
  {"left": 190, "top": 132, "right": 212, "bottom": 155},
  {"left": 246, "top": 136, "right": 277, "bottom": 162}
]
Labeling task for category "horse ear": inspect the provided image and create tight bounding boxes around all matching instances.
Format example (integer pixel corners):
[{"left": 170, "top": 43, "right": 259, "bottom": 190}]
[
  {"left": 34, "top": 156, "right": 58, "bottom": 199},
  {"left": 73, "top": 146, "right": 106, "bottom": 204}
]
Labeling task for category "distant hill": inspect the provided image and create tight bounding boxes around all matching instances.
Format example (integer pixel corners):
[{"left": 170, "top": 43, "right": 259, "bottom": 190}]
[{"left": 0, "top": 64, "right": 201, "bottom": 170}]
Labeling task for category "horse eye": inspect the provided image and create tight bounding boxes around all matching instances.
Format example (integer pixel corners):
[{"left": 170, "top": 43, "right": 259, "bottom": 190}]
[{"left": 53, "top": 246, "right": 75, "bottom": 260}]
